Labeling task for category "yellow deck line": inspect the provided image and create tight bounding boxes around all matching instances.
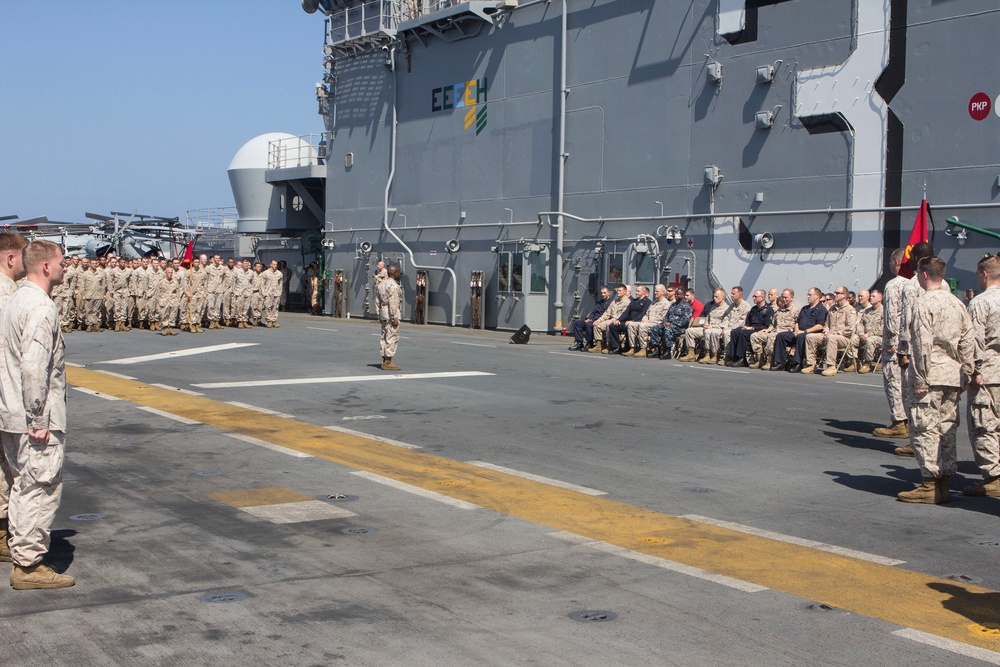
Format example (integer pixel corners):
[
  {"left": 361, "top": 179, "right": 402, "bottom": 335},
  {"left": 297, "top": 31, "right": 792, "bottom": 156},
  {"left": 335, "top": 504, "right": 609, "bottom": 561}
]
[{"left": 69, "top": 366, "right": 1000, "bottom": 652}]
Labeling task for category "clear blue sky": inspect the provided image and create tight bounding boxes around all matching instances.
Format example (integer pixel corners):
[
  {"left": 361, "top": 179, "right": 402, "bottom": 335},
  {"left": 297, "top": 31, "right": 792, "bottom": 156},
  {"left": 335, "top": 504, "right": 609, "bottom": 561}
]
[{"left": 0, "top": 0, "right": 323, "bottom": 223}]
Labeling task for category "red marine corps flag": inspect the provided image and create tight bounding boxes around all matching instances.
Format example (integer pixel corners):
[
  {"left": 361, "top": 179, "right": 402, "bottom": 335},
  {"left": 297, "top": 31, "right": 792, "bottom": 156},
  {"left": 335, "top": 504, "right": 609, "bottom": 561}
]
[
  {"left": 897, "top": 199, "right": 931, "bottom": 279},
  {"left": 180, "top": 240, "right": 195, "bottom": 268}
]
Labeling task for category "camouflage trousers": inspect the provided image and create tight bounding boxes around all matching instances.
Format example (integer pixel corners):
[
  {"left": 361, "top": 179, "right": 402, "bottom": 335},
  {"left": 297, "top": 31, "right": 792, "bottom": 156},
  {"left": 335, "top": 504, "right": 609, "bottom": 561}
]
[
  {"left": 160, "top": 302, "right": 179, "bottom": 328},
  {"left": 685, "top": 327, "right": 724, "bottom": 356},
  {"left": 263, "top": 295, "right": 279, "bottom": 323},
  {"left": 2, "top": 431, "right": 65, "bottom": 567},
  {"left": 626, "top": 321, "right": 656, "bottom": 350},
  {"left": 380, "top": 319, "right": 399, "bottom": 357},
  {"left": 56, "top": 295, "right": 75, "bottom": 328},
  {"left": 648, "top": 323, "right": 687, "bottom": 351},
  {"left": 968, "top": 384, "right": 1000, "bottom": 479},
  {"left": 881, "top": 350, "right": 906, "bottom": 422},
  {"left": 857, "top": 338, "right": 881, "bottom": 365},
  {"left": 222, "top": 291, "right": 233, "bottom": 321},
  {"left": 233, "top": 294, "right": 251, "bottom": 323},
  {"left": 113, "top": 293, "right": 130, "bottom": 322},
  {"left": 206, "top": 292, "right": 225, "bottom": 322},
  {"left": 911, "top": 386, "right": 960, "bottom": 478}
]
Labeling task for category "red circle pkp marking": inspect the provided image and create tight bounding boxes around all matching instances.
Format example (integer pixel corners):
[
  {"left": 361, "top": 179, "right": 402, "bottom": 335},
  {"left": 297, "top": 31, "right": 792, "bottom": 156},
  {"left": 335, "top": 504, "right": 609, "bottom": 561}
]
[{"left": 970, "top": 92, "right": 991, "bottom": 121}]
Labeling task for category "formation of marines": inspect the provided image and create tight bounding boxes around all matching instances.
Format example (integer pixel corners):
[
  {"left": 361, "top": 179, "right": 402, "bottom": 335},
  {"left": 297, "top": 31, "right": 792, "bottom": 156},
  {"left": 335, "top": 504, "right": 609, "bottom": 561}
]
[{"left": 53, "top": 253, "right": 284, "bottom": 336}]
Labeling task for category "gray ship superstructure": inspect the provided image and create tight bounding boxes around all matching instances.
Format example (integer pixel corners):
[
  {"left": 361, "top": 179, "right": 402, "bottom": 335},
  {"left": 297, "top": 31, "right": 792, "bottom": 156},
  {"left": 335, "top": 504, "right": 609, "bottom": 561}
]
[{"left": 254, "top": 0, "right": 1000, "bottom": 331}]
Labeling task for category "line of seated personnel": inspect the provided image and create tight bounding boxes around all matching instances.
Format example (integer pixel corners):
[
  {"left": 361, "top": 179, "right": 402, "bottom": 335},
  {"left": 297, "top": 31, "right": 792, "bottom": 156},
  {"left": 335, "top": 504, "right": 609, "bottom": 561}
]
[{"left": 568, "top": 283, "right": 884, "bottom": 376}]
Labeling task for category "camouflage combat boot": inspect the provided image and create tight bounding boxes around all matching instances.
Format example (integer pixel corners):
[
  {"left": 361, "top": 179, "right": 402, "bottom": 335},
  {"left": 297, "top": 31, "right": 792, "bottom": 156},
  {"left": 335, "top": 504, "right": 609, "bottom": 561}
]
[
  {"left": 898, "top": 477, "right": 950, "bottom": 504},
  {"left": 678, "top": 349, "right": 697, "bottom": 362},
  {"left": 858, "top": 363, "right": 873, "bottom": 374},
  {"left": 381, "top": 357, "right": 401, "bottom": 371},
  {"left": 0, "top": 518, "right": 10, "bottom": 563},
  {"left": 11, "top": 563, "right": 75, "bottom": 590},
  {"left": 893, "top": 444, "right": 915, "bottom": 457},
  {"left": 962, "top": 475, "right": 1000, "bottom": 497},
  {"left": 698, "top": 353, "right": 715, "bottom": 365}
]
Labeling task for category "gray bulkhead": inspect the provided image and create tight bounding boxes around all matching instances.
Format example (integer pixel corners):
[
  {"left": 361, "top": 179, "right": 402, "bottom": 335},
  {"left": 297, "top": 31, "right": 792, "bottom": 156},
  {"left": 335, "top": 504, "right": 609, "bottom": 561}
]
[{"left": 320, "top": 0, "right": 1000, "bottom": 330}]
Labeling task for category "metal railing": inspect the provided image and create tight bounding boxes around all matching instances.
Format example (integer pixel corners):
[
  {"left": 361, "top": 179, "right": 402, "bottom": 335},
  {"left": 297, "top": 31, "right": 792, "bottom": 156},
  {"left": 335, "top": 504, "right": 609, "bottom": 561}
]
[
  {"left": 326, "top": 0, "right": 474, "bottom": 45},
  {"left": 328, "top": 0, "right": 403, "bottom": 44},
  {"left": 267, "top": 133, "right": 328, "bottom": 170},
  {"left": 184, "top": 207, "right": 238, "bottom": 229}
]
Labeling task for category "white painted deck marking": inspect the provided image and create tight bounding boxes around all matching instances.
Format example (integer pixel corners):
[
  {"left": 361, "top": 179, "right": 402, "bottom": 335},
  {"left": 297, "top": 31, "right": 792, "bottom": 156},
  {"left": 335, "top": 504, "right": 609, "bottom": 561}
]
[
  {"left": 307, "top": 327, "right": 339, "bottom": 332},
  {"left": 835, "top": 380, "right": 883, "bottom": 389},
  {"left": 323, "top": 425, "right": 421, "bottom": 450},
  {"left": 96, "top": 370, "right": 137, "bottom": 380},
  {"left": 450, "top": 341, "right": 497, "bottom": 348},
  {"left": 549, "top": 531, "right": 767, "bottom": 593},
  {"left": 342, "top": 415, "right": 386, "bottom": 421},
  {"left": 137, "top": 406, "right": 201, "bottom": 426},
  {"left": 240, "top": 500, "right": 356, "bottom": 524},
  {"left": 65, "top": 361, "right": 84, "bottom": 368},
  {"left": 226, "top": 401, "right": 296, "bottom": 420},
  {"left": 681, "top": 514, "right": 905, "bottom": 566},
  {"left": 351, "top": 471, "right": 480, "bottom": 510},
  {"left": 689, "top": 365, "right": 751, "bottom": 374},
  {"left": 151, "top": 383, "right": 204, "bottom": 396},
  {"left": 194, "top": 370, "right": 493, "bottom": 389},
  {"left": 223, "top": 433, "right": 313, "bottom": 459},
  {"left": 893, "top": 629, "right": 1000, "bottom": 665},
  {"left": 468, "top": 462, "right": 607, "bottom": 496},
  {"left": 71, "top": 386, "right": 121, "bottom": 401},
  {"left": 98, "top": 342, "right": 258, "bottom": 365},
  {"left": 548, "top": 351, "right": 606, "bottom": 358}
]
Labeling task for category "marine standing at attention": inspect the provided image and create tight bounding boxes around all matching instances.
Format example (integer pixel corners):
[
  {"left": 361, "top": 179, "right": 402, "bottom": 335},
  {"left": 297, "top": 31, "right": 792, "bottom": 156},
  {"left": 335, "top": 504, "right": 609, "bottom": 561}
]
[
  {"left": 0, "top": 240, "right": 73, "bottom": 589},
  {"left": 0, "top": 231, "right": 28, "bottom": 565},
  {"left": 378, "top": 264, "right": 402, "bottom": 371},
  {"left": 897, "top": 256, "right": 975, "bottom": 505},
  {"left": 963, "top": 255, "right": 1000, "bottom": 497}
]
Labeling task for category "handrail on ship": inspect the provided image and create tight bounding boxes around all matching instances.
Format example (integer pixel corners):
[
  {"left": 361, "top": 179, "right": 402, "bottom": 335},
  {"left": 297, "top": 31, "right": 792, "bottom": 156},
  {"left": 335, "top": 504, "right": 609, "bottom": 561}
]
[
  {"left": 537, "top": 201, "right": 1000, "bottom": 225},
  {"left": 267, "top": 134, "right": 328, "bottom": 170}
]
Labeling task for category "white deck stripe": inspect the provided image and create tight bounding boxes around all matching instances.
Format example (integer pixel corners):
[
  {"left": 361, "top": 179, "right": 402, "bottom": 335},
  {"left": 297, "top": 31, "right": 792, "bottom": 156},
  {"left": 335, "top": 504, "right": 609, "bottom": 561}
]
[
  {"left": 98, "top": 342, "right": 258, "bottom": 365},
  {"left": 893, "top": 629, "right": 1000, "bottom": 665},
  {"left": 342, "top": 415, "right": 386, "bottom": 421},
  {"left": 194, "top": 370, "right": 494, "bottom": 389},
  {"left": 549, "top": 531, "right": 766, "bottom": 593},
  {"left": 835, "top": 380, "right": 883, "bottom": 389},
  {"left": 223, "top": 433, "right": 313, "bottom": 458},
  {"left": 96, "top": 370, "right": 137, "bottom": 380},
  {"left": 226, "top": 401, "right": 296, "bottom": 420},
  {"left": 681, "top": 514, "right": 905, "bottom": 566},
  {"left": 307, "top": 327, "right": 339, "bottom": 332},
  {"left": 351, "top": 471, "right": 480, "bottom": 510},
  {"left": 548, "top": 351, "right": 606, "bottom": 358},
  {"left": 689, "top": 365, "right": 751, "bottom": 374},
  {"left": 137, "top": 406, "right": 201, "bottom": 426},
  {"left": 71, "top": 386, "right": 121, "bottom": 401},
  {"left": 151, "top": 383, "right": 204, "bottom": 396},
  {"left": 450, "top": 341, "right": 497, "bottom": 348},
  {"left": 468, "top": 462, "right": 607, "bottom": 496},
  {"left": 323, "top": 425, "right": 421, "bottom": 450}
]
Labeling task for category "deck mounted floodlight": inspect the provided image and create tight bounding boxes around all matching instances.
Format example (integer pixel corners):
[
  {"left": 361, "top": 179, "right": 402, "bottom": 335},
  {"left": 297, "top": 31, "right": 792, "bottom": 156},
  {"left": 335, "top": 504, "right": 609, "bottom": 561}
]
[
  {"left": 634, "top": 241, "right": 649, "bottom": 254},
  {"left": 707, "top": 60, "right": 723, "bottom": 85},
  {"left": 755, "top": 105, "right": 782, "bottom": 130},
  {"left": 755, "top": 61, "right": 781, "bottom": 84},
  {"left": 704, "top": 165, "right": 723, "bottom": 186},
  {"left": 445, "top": 239, "right": 461, "bottom": 253},
  {"left": 359, "top": 241, "right": 372, "bottom": 253}
]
